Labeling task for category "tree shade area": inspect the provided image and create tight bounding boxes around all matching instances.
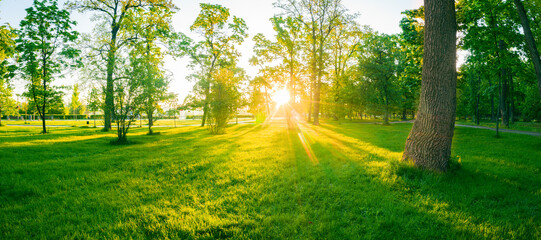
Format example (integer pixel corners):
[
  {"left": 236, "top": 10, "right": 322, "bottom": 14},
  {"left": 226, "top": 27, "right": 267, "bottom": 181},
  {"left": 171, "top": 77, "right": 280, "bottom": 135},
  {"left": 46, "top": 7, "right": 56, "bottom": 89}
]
[{"left": 0, "top": 0, "right": 540, "bottom": 238}]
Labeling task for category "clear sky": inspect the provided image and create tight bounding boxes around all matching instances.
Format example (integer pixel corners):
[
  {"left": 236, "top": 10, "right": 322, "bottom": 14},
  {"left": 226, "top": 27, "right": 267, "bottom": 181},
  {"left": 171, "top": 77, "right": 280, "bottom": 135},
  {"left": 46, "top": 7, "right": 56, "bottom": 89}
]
[{"left": 0, "top": 0, "right": 423, "bottom": 103}]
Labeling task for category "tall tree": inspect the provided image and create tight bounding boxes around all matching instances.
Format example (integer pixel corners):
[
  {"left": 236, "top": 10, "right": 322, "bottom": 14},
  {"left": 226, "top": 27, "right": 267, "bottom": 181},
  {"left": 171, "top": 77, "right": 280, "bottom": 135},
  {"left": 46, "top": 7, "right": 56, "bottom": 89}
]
[
  {"left": 513, "top": 0, "right": 541, "bottom": 99},
  {"left": 402, "top": 0, "right": 457, "bottom": 171},
  {"left": 69, "top": 0, "right": 170, "bottom": 131},
  {"left": 177, "top": 4, "right": 247, "bottom": 127},
  {"left": 275, "top": 0, "right": 346, "bottom": 125},
  {"left": 17, "top": 0, "right": 79, "bottom": 133},
  {"left": 127, "top": 1, "right": 175, "bottom": 134},
  {"left": 358, "top": 33, "right": 400, "bottom": 125}
]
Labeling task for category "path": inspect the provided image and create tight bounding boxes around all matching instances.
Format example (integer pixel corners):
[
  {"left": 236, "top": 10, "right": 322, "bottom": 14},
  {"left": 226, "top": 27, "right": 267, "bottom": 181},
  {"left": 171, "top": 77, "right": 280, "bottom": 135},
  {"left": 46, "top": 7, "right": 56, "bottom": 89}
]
[
  {"left": 4, "top": 120, "right": 256, "bottom": 128},
  {"left": 455, "top": 124, "right": 541, "bottom": 137},
  {"left": 340, "top": 120, "right": 541, "bottom": 137}
]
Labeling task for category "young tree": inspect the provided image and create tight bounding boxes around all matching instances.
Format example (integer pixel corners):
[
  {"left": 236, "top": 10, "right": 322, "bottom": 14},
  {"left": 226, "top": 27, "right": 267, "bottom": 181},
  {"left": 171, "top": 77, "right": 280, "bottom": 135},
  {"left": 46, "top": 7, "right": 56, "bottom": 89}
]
[
  {"left": 0, "top": 83, "right": 17, "bottom": 126},
  {"left": 113, "top": 61, "right": 143, "bottom": 144},
  {"left": 70, "top": 84, "right": 85, "bottom": 117},
  {"left": 207, "top": 67, "right": 243, "bottom": 134},
  {"left": 402, "top": 0, "right": 457, "bottom": 171},
  {"left": 17, "top": 0, "right": 79, "bottom": 133},
  {"left": 87, "top": 86, "right": 102, "bottom": 127}
]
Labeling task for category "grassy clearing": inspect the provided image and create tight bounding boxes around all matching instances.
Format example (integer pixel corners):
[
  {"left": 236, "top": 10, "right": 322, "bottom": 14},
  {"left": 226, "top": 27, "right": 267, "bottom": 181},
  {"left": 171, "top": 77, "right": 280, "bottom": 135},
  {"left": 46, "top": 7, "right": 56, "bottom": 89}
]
[{"left": 0, "top": 120, "right": 539, "bottom": 239}]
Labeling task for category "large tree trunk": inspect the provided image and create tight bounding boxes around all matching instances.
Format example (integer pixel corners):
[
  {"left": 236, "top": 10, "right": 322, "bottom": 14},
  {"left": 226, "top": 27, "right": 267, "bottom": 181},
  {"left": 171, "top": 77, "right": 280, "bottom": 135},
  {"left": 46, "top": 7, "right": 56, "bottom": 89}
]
[
  {"left": 513, "top": 0, "right": 541, "bottom": 99},
  {"left": 402, "top": 0, "right": 457, "bottom": 171}
]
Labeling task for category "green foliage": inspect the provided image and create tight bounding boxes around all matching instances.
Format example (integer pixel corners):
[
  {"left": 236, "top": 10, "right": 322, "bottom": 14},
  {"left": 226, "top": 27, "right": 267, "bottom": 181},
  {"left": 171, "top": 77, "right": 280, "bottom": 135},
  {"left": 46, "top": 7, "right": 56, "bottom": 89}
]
[
  {"left": 397, "top": 7, "right": 424, "bottom": 119},
  {"left": 207, "top": 68, "right": 243, "bottom": 134},
  {"left": 357, "top": 33, "right": 401, "bottom": 125},
  {"left": 69, "top": 84, "right": 85, "bottom": 115},
  {"left": 178, "top": 3, "right": 248, "bottom": 128}
]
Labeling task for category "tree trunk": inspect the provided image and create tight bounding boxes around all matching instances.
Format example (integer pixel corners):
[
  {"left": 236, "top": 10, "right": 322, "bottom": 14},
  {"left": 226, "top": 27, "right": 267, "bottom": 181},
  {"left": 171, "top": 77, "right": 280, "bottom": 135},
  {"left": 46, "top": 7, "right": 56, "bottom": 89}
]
[
  {"left": 308, "top": 80, "right": 313, "bottom": 122},
  {"left": 148, "top": 111, "right": 153, "bottom": 133},
  {"left": 201, "top": 80, "right": 210, "bottom": 127},
  {"left": 509, "top": 71, "right": 515, "bottom": 124},
  {"left": 489, "top": 78, "right": 495, "bottom": 121},
  {"left": 403, "top": 0, "right": 457, "bottom": 171},
  {"left": 475, "top": 73, "right": 481, "bottom": 125},
  {"left": 104, "top": 27, "right": 119, "bottom": 131},
  {"left": 513, "top": 0, "right": 541, "bottom": 99},
  {"left": 498, "top": 40, "right": 509, "bottom": 127}
]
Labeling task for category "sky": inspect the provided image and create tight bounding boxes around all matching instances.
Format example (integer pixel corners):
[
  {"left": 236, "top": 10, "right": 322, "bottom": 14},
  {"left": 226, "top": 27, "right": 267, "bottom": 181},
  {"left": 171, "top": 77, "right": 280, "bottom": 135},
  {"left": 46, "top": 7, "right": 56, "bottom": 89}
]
[{"left": 0, "top": 0, "right": 423, "bottom": 104}]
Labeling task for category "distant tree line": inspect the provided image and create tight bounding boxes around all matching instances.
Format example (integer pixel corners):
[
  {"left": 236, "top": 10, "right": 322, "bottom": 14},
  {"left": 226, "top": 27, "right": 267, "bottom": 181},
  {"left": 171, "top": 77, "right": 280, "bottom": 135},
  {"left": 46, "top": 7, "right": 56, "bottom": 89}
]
[{"left": 1, "top": 0, "right": 540, "bottom": 169}]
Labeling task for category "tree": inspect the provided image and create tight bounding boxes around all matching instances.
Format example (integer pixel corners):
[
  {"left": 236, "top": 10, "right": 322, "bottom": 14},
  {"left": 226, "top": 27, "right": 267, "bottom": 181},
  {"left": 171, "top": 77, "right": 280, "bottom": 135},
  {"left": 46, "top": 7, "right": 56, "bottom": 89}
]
[
  {"left": 327, "top": 16, "right": 362, "bottom": 121},
  {"left": 113, "top": 61, "right": 144, "bottom": 144},
  {"left": 126, "top": 2, "right": 175, "bottom": 134},
  {"left": 178, "top": 3, "right": 247, "bottom": 127},
  {"left": 70, "top": 84, "right": 85, "bottom": 116},
  {"left": 402, "top": 0, "right": 457, "bottom": 171},
  {"left": 275, "top": 0, "right": 347, "bottom": 125},
  {"left": 0, "top": 83, "right": 17, "bottom": 126},
  {"left": 17, "top": 0, "right": 79, "bottom": 133},
  {"left": 0, "top": 19, "right": 17, "bottom": 126},
  {"left": 87, "top": 86, "right": 102, "bottom": 127},
  {"left": 398, "top": 7, "right": 424, "bottom": 120},
  {"left": 513, "top": 0, "right": 541, "bottom": 100},
  {"left": 69, "top": 0, "right": 173, "bottom": 131},
  {"left": 358, "top": 33, "right": 400, "bottom": 125},
  {"left": 207, "top": 67, "right": 243, "bottom": 134}
]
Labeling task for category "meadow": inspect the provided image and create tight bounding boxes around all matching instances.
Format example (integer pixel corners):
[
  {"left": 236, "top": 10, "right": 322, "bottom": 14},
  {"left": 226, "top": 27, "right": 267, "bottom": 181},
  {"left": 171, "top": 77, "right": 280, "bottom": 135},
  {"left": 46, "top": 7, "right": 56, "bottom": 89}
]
[{"left": 0, "top": 119, "right": 539, "bottom": 239}]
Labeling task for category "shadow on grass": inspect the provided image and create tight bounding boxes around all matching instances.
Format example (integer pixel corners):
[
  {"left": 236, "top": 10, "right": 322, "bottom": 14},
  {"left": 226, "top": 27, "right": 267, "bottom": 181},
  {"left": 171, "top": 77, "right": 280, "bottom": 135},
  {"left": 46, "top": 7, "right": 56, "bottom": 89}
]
[{"left": 0, "top": 120, "right": 539, "bottom": 239}]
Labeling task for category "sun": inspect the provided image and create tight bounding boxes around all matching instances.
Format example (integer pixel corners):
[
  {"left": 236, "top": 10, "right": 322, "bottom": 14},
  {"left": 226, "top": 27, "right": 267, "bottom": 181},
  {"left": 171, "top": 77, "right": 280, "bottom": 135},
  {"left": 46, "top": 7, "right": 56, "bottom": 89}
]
[{"left": 272, "top": 88, "right": 290, "bottom": 106}]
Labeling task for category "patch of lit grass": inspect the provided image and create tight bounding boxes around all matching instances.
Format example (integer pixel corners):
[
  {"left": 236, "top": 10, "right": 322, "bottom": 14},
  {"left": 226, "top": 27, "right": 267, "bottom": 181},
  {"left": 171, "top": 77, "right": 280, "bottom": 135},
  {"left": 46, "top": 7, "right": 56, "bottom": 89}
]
[{"left": 0, "top": 120, "right": 538, "bottom": 239}]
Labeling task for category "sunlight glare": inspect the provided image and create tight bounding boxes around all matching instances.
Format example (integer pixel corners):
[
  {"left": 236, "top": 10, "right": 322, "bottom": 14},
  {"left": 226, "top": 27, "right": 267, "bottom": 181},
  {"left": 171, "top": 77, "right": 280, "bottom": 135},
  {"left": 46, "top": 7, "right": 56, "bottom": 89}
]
[{"left": 272, "top": 88, "right": 290, "bottom": 106}]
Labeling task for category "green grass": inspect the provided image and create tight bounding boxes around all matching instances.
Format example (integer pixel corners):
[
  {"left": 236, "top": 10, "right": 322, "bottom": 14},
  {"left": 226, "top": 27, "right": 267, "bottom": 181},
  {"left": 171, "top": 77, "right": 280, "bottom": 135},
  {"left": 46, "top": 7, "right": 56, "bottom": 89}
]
[
  {"left": 456, "top": 120, "right": 541, "bottom": 133},
  {"left": 0, "top": 120, "right": 539, "bottom": 239}
]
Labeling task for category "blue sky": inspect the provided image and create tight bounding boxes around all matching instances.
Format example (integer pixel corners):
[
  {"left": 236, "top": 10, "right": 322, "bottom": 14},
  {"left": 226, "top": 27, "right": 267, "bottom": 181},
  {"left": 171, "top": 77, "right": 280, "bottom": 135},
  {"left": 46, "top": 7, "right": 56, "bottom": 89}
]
[{"left": 0, "top": 0, "right": 423, "bottom": 102}]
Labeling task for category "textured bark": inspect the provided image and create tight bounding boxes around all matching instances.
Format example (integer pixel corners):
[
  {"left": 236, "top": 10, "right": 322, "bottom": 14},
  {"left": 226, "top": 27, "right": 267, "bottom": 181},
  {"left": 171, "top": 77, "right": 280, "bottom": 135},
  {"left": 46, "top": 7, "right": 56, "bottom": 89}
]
[
  {"left": 513, "top": 0, "right": 541, "bottom": 99},
  {"left": 104, "top": 25, "right": 119, "bottom": 131},
  {"left": 402, "top": 0, "right": 457, "bottom": 171}
]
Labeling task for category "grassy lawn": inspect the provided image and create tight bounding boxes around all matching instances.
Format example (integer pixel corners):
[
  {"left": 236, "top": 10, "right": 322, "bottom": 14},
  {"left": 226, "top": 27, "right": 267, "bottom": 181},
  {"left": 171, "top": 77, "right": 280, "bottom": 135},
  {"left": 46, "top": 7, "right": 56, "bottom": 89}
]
[
  {"left": 0, "top": 120, "right": 539, "bottom": 239},
  {"left": 456, "top": 120, "right": 541, "bottom": 133}
]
